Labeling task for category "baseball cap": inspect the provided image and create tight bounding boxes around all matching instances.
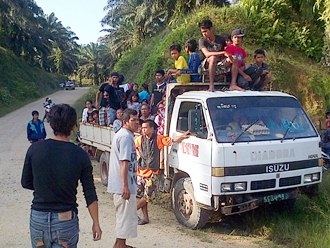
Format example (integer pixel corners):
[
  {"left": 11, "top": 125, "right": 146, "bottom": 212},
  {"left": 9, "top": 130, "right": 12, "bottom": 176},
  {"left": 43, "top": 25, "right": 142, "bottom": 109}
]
[{"left": 231, "top": 29, "right": 245, "bottom": 37}]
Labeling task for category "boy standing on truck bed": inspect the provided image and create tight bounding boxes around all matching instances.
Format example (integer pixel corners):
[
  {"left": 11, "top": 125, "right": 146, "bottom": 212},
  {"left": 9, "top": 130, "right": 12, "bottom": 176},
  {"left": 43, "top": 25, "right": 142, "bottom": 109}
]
[
  {"left": 135, "top": 120, "right": 190, "bottom": 225},
  {"left": 107, "top": 108, "right": 139, "bottom": 248},
  {"left": 198, "top": 19, "right": 243, "bottom": 92},
  {"left": 150, "top": 69, "right": 167, "bottom": 114},
  {"left": 95, "top": 72, "right": 124, "bottom": 125}
]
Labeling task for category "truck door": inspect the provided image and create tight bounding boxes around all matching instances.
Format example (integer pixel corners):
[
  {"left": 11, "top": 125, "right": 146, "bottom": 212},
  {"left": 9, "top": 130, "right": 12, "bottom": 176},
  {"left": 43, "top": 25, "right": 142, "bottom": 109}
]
[{"left": 169, "top": 101, "right": 213, "bottom": 206}]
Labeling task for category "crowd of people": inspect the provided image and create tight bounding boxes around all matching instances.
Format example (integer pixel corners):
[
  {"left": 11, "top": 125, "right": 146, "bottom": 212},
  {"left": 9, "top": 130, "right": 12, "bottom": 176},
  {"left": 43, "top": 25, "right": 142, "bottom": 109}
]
[{"left": 21, "top": 18, "right": 327, "bottom": 248}]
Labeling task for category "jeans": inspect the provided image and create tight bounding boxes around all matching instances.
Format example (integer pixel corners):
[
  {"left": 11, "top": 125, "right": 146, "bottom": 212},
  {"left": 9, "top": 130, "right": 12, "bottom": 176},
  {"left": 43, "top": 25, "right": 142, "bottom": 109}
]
[
  {"left": 30, "top": 209, "right": 79, "bottom": 248},
  {"left": 107, "top": 108, "right": 117, "bottom": 125}
]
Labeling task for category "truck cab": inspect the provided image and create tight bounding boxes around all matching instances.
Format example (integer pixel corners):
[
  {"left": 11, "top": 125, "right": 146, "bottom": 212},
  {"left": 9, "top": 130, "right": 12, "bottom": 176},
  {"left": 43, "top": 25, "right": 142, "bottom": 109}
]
[{"left": 165, "top": 84, "right": 322, "bottom": 229}]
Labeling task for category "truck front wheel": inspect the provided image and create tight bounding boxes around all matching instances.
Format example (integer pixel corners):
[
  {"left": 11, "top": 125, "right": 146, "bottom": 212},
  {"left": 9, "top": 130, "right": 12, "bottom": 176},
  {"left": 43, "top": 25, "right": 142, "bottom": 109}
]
[
  {"left": 99, "top": 152, "right": 110, "bottom": 186},
  {"left": 172, "top": 177, "right": 211, "bottom": 229}
]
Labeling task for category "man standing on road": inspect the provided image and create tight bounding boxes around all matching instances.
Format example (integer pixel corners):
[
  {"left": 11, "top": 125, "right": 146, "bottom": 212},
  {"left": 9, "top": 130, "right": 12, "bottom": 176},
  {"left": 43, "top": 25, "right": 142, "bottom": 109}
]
[
  {"left": 135, "top": 120, "right": 190, "bottom": 225},
  {"left": 107, "top": 108, "right": 139, "bottom": 248},
  {"left": 21, "top": 104, "right": 102, "bottom": 248},
  {"left": 27, "top": 110, "right": 46, "bottom": 143}
]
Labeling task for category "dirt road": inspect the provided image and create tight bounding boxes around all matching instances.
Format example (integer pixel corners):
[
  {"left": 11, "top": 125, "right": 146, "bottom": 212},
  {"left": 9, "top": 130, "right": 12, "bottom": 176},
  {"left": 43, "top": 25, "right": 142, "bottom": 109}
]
[{"left": 0, "top": 88, "right": 267, "bottom": 247}]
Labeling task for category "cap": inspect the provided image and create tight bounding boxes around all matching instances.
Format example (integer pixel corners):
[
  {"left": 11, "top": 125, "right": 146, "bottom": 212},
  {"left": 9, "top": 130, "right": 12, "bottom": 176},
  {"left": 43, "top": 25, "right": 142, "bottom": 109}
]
[
  {"left": 231, "top": 29, "right": 245, "bottom": 37},
  {"left": 326, "top": 109, "right": 330, "bottom": 115},
  {"left": 32, "top": 110, "right": 39, "bottom": 116}
]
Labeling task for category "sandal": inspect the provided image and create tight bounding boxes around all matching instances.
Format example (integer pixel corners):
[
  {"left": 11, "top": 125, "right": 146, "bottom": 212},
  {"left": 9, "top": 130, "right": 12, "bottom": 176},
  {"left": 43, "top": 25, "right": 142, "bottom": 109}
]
[{"left": 138, "top": 218, "right": 149, "bottom": 225}]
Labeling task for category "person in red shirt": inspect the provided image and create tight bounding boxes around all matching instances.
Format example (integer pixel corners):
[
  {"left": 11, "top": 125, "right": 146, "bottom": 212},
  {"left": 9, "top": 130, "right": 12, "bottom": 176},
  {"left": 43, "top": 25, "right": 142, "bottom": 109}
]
[
  {"left": 225, "top": 29, "right": 252, "bottom": 89},
  {"left": 135, "top": 120, "right": 190, "bottom": 225}
]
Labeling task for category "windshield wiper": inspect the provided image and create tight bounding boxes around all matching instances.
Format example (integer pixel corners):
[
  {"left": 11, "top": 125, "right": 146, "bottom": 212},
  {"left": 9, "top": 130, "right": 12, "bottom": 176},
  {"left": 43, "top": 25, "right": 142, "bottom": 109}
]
[
  {"left": 281, "top": 114, "right": 298, "bottom": 142},
  {"left": 232, "top": 119, "right": 260, "bottom": 145}
]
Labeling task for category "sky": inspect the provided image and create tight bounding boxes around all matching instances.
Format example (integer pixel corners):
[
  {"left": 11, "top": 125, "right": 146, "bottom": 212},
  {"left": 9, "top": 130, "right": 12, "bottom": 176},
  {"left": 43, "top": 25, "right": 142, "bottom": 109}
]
[{"left": 35, "top": 0, "right": 109, "bottom": 45}]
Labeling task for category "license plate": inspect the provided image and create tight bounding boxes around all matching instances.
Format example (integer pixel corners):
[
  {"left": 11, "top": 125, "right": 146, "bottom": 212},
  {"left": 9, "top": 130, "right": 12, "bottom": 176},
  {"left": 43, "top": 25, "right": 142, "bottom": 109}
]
[{"left": 263, "top": 193, "right": 289, "bottom": 203}]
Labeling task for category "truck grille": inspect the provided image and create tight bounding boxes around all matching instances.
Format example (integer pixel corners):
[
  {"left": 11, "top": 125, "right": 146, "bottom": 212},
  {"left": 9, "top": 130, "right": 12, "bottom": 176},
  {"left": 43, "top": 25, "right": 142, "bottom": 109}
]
[
  {"left": 251, "top": 179, "right": 276, "bottom": 190},
  {"left": 279, "top": 176, "right": 301, "bottom": 187}
]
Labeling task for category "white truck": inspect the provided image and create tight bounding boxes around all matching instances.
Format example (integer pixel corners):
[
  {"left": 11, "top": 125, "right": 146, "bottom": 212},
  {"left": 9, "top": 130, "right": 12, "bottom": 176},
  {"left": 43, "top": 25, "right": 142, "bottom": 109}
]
[{"left": 79, "top": 83, "right": 323, "bottom": 229}]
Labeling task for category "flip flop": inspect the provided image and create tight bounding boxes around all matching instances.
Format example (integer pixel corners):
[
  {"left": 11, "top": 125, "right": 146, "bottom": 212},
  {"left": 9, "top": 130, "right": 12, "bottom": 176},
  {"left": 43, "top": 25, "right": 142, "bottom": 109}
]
[{"left": 138, "top": 218, "right": 149, "bottom": 225}]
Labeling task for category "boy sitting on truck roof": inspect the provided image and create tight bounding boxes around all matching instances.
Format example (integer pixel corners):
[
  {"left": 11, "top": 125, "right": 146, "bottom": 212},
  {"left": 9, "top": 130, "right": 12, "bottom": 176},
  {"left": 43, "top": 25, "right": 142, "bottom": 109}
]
[
  {"left": 226, "top": 28, "right": 251, "bottom": 89},
  {"left": 166, "top": 43, "right": 190, "bottom": 84},
  {"left": 242, "top": 49, "right": 271, "bottom": 91},
  {"left": 198, "top": 19, "right": 243, "bottom": 92}
]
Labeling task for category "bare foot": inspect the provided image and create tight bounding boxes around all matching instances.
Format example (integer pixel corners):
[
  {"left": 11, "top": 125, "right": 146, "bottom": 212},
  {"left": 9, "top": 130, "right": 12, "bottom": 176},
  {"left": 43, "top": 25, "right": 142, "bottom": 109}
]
[
  {"left": 208, "top": 87, "right": 215, "bottom": 92},
  {"left": 229, "top": 84, "right": 244, "bottom": 91}
]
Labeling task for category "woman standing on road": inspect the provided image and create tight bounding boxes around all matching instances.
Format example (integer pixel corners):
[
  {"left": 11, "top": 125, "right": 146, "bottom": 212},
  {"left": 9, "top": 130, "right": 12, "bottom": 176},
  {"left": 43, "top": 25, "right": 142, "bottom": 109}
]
[{"left": 21, "top": 104, "right": 102, "bottom": 248}]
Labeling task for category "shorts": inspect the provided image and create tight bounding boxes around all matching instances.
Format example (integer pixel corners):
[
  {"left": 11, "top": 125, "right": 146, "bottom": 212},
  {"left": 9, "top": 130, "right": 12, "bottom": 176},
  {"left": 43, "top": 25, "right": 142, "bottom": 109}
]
[
  {"left": 136, "top": 174, "right": 159, "bottom": 202},
  {"left": 200, "top": 58, "right": 231, "bottom": 75},
  {"left": 113, "top": 194, "right": 138, "bottom": 239}
]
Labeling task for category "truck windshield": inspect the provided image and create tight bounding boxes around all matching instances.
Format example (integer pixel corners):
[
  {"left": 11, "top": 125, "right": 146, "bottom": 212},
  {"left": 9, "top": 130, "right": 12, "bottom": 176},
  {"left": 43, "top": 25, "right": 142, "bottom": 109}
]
[{"left": 207, "top": 96, "right": 318, "bottom": 143}]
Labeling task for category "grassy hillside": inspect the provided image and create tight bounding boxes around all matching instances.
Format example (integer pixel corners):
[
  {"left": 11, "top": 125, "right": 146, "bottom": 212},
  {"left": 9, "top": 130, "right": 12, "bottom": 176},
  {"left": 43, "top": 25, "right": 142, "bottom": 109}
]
[
  {"left": 114, "top": 6, "right": 330, "bottom": 127},
  {"left": 0, "top": 47, "right": 66, "bottom": 117}
]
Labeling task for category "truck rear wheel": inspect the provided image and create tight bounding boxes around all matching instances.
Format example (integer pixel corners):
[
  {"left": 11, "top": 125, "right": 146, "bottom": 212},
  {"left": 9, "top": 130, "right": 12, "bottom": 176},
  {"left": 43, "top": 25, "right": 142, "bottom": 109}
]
[
  {"left": 99, "top": 152, "right": 110, "bottom": 186},
  {"left": 172, "top": 177, "right": 211, "bottom": 229}
]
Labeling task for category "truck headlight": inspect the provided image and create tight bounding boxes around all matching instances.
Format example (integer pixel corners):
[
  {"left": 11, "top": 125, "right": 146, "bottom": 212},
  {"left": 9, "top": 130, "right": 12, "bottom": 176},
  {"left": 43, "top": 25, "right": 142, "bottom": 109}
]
[
  {"left": 221, "top": 183, "right": 232, "bottom": 192},
  {"left": 234, "top": 182, "right": 247, "bottom": 191},
  {"left": 304, "top": 173, "right": 320, "bottom": 183},
  {"left": 312, "top": 173, "right": 320, "bottom": 181},
  {"left": 304, "top": 174, "right": 312, "bottom": 183}
]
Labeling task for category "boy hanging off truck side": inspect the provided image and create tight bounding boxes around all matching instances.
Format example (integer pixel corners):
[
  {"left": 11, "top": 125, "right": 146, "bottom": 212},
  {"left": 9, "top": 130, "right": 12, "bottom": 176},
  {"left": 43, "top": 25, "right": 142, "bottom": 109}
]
[{"left": 135, "top": 120, "right": 190, "bottom": 225}]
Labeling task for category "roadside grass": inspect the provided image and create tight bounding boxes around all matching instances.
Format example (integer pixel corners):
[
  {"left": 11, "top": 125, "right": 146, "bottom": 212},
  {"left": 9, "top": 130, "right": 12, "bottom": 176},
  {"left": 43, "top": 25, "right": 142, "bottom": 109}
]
[{"left": 200, "top": 173, "right": 330, "bottom": 248}]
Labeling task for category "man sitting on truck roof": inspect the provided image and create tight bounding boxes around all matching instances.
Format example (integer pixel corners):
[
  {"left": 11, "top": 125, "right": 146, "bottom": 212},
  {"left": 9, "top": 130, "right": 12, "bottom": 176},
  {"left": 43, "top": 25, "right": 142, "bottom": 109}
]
[
  {"left": 135, "top": 120, "right": 190, "bottom": 225},
  {"left": 198, "top": 19, "right": 243, "bottom": 92}
]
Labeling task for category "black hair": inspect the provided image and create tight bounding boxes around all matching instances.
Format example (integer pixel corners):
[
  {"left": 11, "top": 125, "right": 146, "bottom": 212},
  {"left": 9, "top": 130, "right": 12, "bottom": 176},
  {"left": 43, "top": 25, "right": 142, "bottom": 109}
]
[
  {"left": 185, "top": 38, "right": 197, "bottom": 52},
  {"left": 86, "top": 99, "right": 93, "bottom": 104},
  {"left": 199, "top": 19, "right": 213, "bottom": 29},
  {"left": 142, "top": 83, "right": 149, "bottom": 92},
  {"left": 49, "top": 104, "right": 77, "bottom": 137},
  {"left": 143, "top": 119, "right": 157, "bottom": 129},
  {"left": 254, "top": 49, "right": 266, "bottom": 57},
  {"left": 155, "top": 69, "right": 165, "bottom": 76},
  {"left": 128, "top": 92, "right": 139, "bottom": 102},
  {"left": 110, "top": 71, "right": 120, "bottom": 77},
  {"left": 141, "top": 103, "right": 151, "bottom": 110},
  {"left": 169, "top": 43, "right": 181, "bottom": 53},
  {"left": 32, "top": 110, "right": 39, "bottom": 116},
  {"left": 122, "top": 108, "right": 138, "bottom": 123}
]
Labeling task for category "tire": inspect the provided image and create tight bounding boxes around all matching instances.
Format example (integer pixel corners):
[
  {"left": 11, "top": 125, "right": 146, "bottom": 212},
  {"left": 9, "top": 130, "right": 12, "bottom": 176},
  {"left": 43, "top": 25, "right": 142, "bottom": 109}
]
[
  {"left": 172, "top": 177, "right": 211, "bottom": 229},
  {"left": 99, "top": 152, "right": 110, "bottom": 186}
]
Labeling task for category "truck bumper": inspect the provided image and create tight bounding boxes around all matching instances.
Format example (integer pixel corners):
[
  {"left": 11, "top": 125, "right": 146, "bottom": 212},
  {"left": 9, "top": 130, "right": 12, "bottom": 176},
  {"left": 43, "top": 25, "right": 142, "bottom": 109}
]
[{"left": 219, "top": 189, "right": 298, "bottom": 215}]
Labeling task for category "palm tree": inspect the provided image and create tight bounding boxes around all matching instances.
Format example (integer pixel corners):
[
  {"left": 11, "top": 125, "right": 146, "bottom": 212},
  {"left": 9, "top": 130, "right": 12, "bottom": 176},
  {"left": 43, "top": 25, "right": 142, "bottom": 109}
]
[{"left": 78, "top": 43, "right": 112, "bottom": 85}]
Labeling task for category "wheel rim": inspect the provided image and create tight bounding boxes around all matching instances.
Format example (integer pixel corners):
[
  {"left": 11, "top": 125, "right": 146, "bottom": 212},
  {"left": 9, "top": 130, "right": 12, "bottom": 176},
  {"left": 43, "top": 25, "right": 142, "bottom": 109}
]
[{"left": 177, "top": 189, "right": 193, "bottom": 218}]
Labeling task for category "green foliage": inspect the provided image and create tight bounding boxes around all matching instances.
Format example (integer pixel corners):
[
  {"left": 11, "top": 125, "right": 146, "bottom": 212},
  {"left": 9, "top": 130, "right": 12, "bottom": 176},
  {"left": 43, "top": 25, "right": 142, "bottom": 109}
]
[
  {"left": 0, "top": 47, "right": 65, "bottom": 116},
  {"left": 239, "top": 0, "right": 325, "bottom": 61}
]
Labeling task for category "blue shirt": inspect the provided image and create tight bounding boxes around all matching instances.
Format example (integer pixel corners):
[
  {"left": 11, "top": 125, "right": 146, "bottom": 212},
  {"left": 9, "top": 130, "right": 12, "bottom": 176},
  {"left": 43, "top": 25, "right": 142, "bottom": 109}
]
[
  {"left": 181, "top": 52, "right": 201, "bottom": 82},
  {"left": 138, "top": 90, "right": 150, "bottom": 102}
]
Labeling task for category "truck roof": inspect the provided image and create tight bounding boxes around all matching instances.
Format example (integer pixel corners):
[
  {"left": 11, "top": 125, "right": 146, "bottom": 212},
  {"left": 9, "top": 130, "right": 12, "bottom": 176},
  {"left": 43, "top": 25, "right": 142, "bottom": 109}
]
[{"left": 177, "top": 90, "right": 295, "bottom": 101}]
